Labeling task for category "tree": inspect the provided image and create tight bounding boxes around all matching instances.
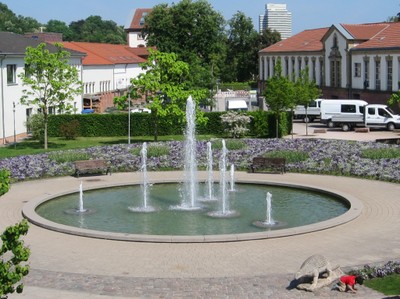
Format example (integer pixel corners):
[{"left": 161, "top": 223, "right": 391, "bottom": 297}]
[
  {"left": 264, "top": 58, "right": 295, "bottom": 137},
  {"left": 387, "top": 89, "right": 400, "bottom": 110},
  {"left": 223, "top": 12, "right": 260, "bottom": 82},
  {"left": 259, "top": 28, "right": 281, "bottom": 49},
  {"left": 68, "top": 16, "right": 126, "bottom": 44},
  {"left": 294, "top": 68, "right": 322, "bottom": 135},
  {"left": 129, "top": 49, "right": 208, "bottom": 141},
  {"left": 0, "top": 220, "right": 30, "bottom": 298},
  {"left": 19, "top": 43, "right": 82, "bottom": 149},
  {"left": 45, "top": 20, "right": 73, "bottom": 40},
  {"left": 143, "top": 0, "right": 226, "bottom": 86},
  {"left": 0, "top": 3, "right": 40, "bottom": 34}
]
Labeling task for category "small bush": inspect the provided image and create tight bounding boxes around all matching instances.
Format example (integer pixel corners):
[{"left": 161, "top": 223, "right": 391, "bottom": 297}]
[
  {"left": 59, "top": 120, "right": 80, "bottom": 140},
  {"left": 26, "top": 114, "right": 44, "bottom": 143},
  {"left": 48, "top": 152, "right": 90, "bottom": 163},
  {"left": 0, "top": 220, "right": 30, "bottom": 298},
  {"left": 0, "top": 169, "right": 10, "bottom": 196},
  {"left": 220, "top": 111, "right": 252, "bottom": 138}
]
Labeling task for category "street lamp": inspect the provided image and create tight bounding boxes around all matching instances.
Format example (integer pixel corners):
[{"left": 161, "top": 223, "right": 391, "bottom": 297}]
[
  {"left": 128, "top": 89, "right": 131, "bottom": 144},
  {"left": 13, "top": 102, "right": 16, "bottom": 149}
]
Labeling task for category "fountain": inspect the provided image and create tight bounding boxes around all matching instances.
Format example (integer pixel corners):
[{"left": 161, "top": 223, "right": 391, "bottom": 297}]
[
  {"left": 253, "top": 192, "right": 286, "bottom": 228},
  {"left": 128, "top": 142, "right": 156, "bottom": 212},
  {"left": 174, "top": 96, "right": 201, "bottom": 211},
  {"left": 229, "top": 164, "right": 235, "bottom": 192},
  {"left": 63, "top": 181, "right": 93, "bottom": 215},
  {"left": 202, "top": 141, "right": 216, "bottom": 201},
  {"left": 29, "top": 96, "right": 353, "bottom": 242},
  {"left": 207, "top": 139, "right": 238, "bottom": 218}
]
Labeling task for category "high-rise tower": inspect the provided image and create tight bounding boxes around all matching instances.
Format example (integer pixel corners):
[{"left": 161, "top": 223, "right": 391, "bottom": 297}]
[{"left": 259, "top": 3, "right": 292, "bottom": 40}]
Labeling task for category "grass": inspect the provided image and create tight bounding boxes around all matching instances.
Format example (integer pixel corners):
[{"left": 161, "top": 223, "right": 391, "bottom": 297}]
[
  {"left": 364, "top": 274, "right": 400, "bottom": 295},
  {"left": 130, "top": 145, "right": 170, "bottom": 157},
  {"left": 211, "top": 139, "right": 247, "bottom": 150},
  {"left": 0, "top": 135, "right": 217, "bottom": 158},
  {"left": 361, "top": 148, "right": 400, "bottom": 159},
  {"left": 48, "top": 152, "right": 91, "bottom": 163},
  {"left": 263, "top": 150, "right": 309, "bottom": 163}
]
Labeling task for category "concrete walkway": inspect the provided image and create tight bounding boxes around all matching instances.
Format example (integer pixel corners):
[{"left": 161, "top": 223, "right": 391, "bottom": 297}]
[{"left": 2, "top": 171, "right": 400, "bottom": 298}]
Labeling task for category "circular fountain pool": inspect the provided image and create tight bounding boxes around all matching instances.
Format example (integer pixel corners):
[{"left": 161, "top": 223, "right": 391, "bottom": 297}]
[{"left": 27, "top": 182, "right": 353, "bottom": 242}]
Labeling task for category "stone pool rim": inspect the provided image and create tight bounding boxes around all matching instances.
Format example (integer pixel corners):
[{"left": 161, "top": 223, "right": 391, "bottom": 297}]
[{"left": 22, "top": 178, "right": 362, "bottom": 243}]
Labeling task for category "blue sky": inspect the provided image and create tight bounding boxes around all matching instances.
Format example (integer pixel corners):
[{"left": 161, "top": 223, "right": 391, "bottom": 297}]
[{"left": 2, "top": 0, "right": 399, "bottom": 34}]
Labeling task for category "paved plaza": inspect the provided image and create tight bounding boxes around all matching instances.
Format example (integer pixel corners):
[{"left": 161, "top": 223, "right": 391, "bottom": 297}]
[{"left": 2, "top": 125, "right": 400, "bottom": 298}]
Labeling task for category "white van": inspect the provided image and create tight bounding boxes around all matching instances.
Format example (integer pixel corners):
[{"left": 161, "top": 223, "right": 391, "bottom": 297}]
[
  {"left": 293, "top": 99, "right": 324, "bottom": 122},
  {"left": 320, "top": 99, "right": 368, "bottom": 128}
]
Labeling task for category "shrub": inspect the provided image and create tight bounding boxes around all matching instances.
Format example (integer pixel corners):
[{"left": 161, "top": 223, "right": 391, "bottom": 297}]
[
  {"left": 59, "top": 119, "right": 80, "bottom": 140},
  {"left": 0, "top": 169, "right": 10, "bottom": 196},
  {"left": 220, "top": 111, "right": 252, "bottom": 138},
  {"left": 0, "top": 220, "right": 30, "bottom": 298},
  {"left": 26, "top": 114, "right": 44, "bottom": 143}
]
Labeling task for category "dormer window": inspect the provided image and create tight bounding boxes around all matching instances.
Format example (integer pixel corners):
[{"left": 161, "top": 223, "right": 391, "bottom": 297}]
[{"left": 139, "top": 12, "right": 148, "bottom": 26}]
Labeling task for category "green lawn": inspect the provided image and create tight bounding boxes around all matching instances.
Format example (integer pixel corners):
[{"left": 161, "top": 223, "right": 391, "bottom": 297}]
[
  {"left": 364, "top": 274, "right": 400, "bottom": 296},
  {"left": 0, "top": 135, "right": 217, "bottom": 158}
]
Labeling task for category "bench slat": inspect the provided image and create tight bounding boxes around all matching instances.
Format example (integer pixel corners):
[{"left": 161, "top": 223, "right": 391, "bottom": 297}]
[
  {"left": 74, "top": 159, "right": 111, "bottom": 177},
  {"left": 250, "top": 157, "right": 285, "bottom": 174}
]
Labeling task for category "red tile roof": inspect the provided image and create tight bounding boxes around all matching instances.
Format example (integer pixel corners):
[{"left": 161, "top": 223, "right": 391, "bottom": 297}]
[
  {"left": 350, "top": 22, "right": 400, "bottom": 50},
  {"left": 260, "top": 22, "right": 400, "bottom": 54},
  {"left": 341, "top": 23, "right": 388, "bottom": 40},
  {"left": 61, "top": 42, "right": 147, "bottom": 65},
  {"left": 259, "top": 27, "right": 329, "bottom": 53},
  {"left": 127, "top": 8, "right": 152, "bottom": 30}
]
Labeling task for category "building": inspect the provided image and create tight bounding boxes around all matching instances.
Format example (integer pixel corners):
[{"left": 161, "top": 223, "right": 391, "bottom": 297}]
[
  {"left": 259, "top": 22, "right": 400, "bottom": 109},
  {"left": 259, "top": 3, "right": 292, "bottom": 40},
  {"left": 61, "top": 42, "right": 148, "bottom": 113},
  {"left": 125, "top": 8, "right": 152, "bottom": 48},
  {"left": 0, "top": 32, "right": 84, "bottom": 145}
]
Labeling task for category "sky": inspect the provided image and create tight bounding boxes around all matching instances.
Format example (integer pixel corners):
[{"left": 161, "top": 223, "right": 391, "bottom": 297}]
[{"left": 2, "top": 0, "right": 399, "bottom": 35}]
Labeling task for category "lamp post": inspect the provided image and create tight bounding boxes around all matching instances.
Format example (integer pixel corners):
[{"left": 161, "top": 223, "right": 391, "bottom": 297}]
[
  {"left": 13, "top": 102, "right": 16, "bottom": 149},
  {"left": 128, "top": 89, "right": 131, "bottom": 144}
]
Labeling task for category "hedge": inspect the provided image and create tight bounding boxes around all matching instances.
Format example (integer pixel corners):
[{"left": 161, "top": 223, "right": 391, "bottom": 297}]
[{"left": 48, "top": 111, "right": 292, "bottom": 138}]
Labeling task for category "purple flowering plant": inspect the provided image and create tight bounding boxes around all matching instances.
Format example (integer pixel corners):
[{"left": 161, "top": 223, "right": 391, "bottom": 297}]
[{"left": 0, "top": 139, "right": 399, "bottom": 183}]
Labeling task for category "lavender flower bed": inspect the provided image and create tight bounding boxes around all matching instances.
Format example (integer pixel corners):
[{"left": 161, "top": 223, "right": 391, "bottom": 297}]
[{"left": 0, "top": 139, "right": 399, "bottom": 183}]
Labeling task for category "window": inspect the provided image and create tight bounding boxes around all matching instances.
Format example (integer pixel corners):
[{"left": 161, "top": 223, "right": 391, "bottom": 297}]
[
  {"left": 341, "top": 105, "right": 356, "bottom": 113},
  {"left": 378, "top": 108, "right": 390, "bottom": 118},
  {"left": 7, "top": 64, "right": 16, "bottom": 84},
  {"left": 354, "top": 63, "right": 361, "bottom": 77},
  {"left": 368, "top": 107, "right": 375, "bottom": 115},
  {"left": 363, "top": 57, "right": 370, "bottom": 88},
  {"left": 375, "top": 57, "right": 381, "bottom": 90},
  {"left": 387, "top": 58, "right": 393, "bottom": 91},
  {"left": 330, "top": 60, "right": 341, "bottom": 87}
]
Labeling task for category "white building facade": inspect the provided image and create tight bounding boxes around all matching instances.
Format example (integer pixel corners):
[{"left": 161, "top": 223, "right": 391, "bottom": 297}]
[
  {"left": 61, "top": 42, "right": 147, "bottom": 113},
  {"left": 259, "top": 22, "right": 400, "bottom": 109},
  {"left": 259, "top": 3, "right": 292, "bottom": 40},
  {"left": 0, "top": 32, "right": 84, "bottom": 145}
]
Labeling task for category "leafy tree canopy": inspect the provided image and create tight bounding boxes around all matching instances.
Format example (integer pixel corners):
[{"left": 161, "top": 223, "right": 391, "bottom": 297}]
[
  {"left": 129, "top": 49, "right": 209, "bottom": 140},
  {"left": 19, "top": 43, "right": 83, "bottom": 149}
]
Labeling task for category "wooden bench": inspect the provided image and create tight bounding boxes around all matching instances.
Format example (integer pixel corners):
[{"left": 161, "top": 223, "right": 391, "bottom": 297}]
[
  {"left": 74, "top": 159, "right": 111, "bottom": 178},
  {"left": 250, "top": 157, "right": 286, "bottom": 174}
]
